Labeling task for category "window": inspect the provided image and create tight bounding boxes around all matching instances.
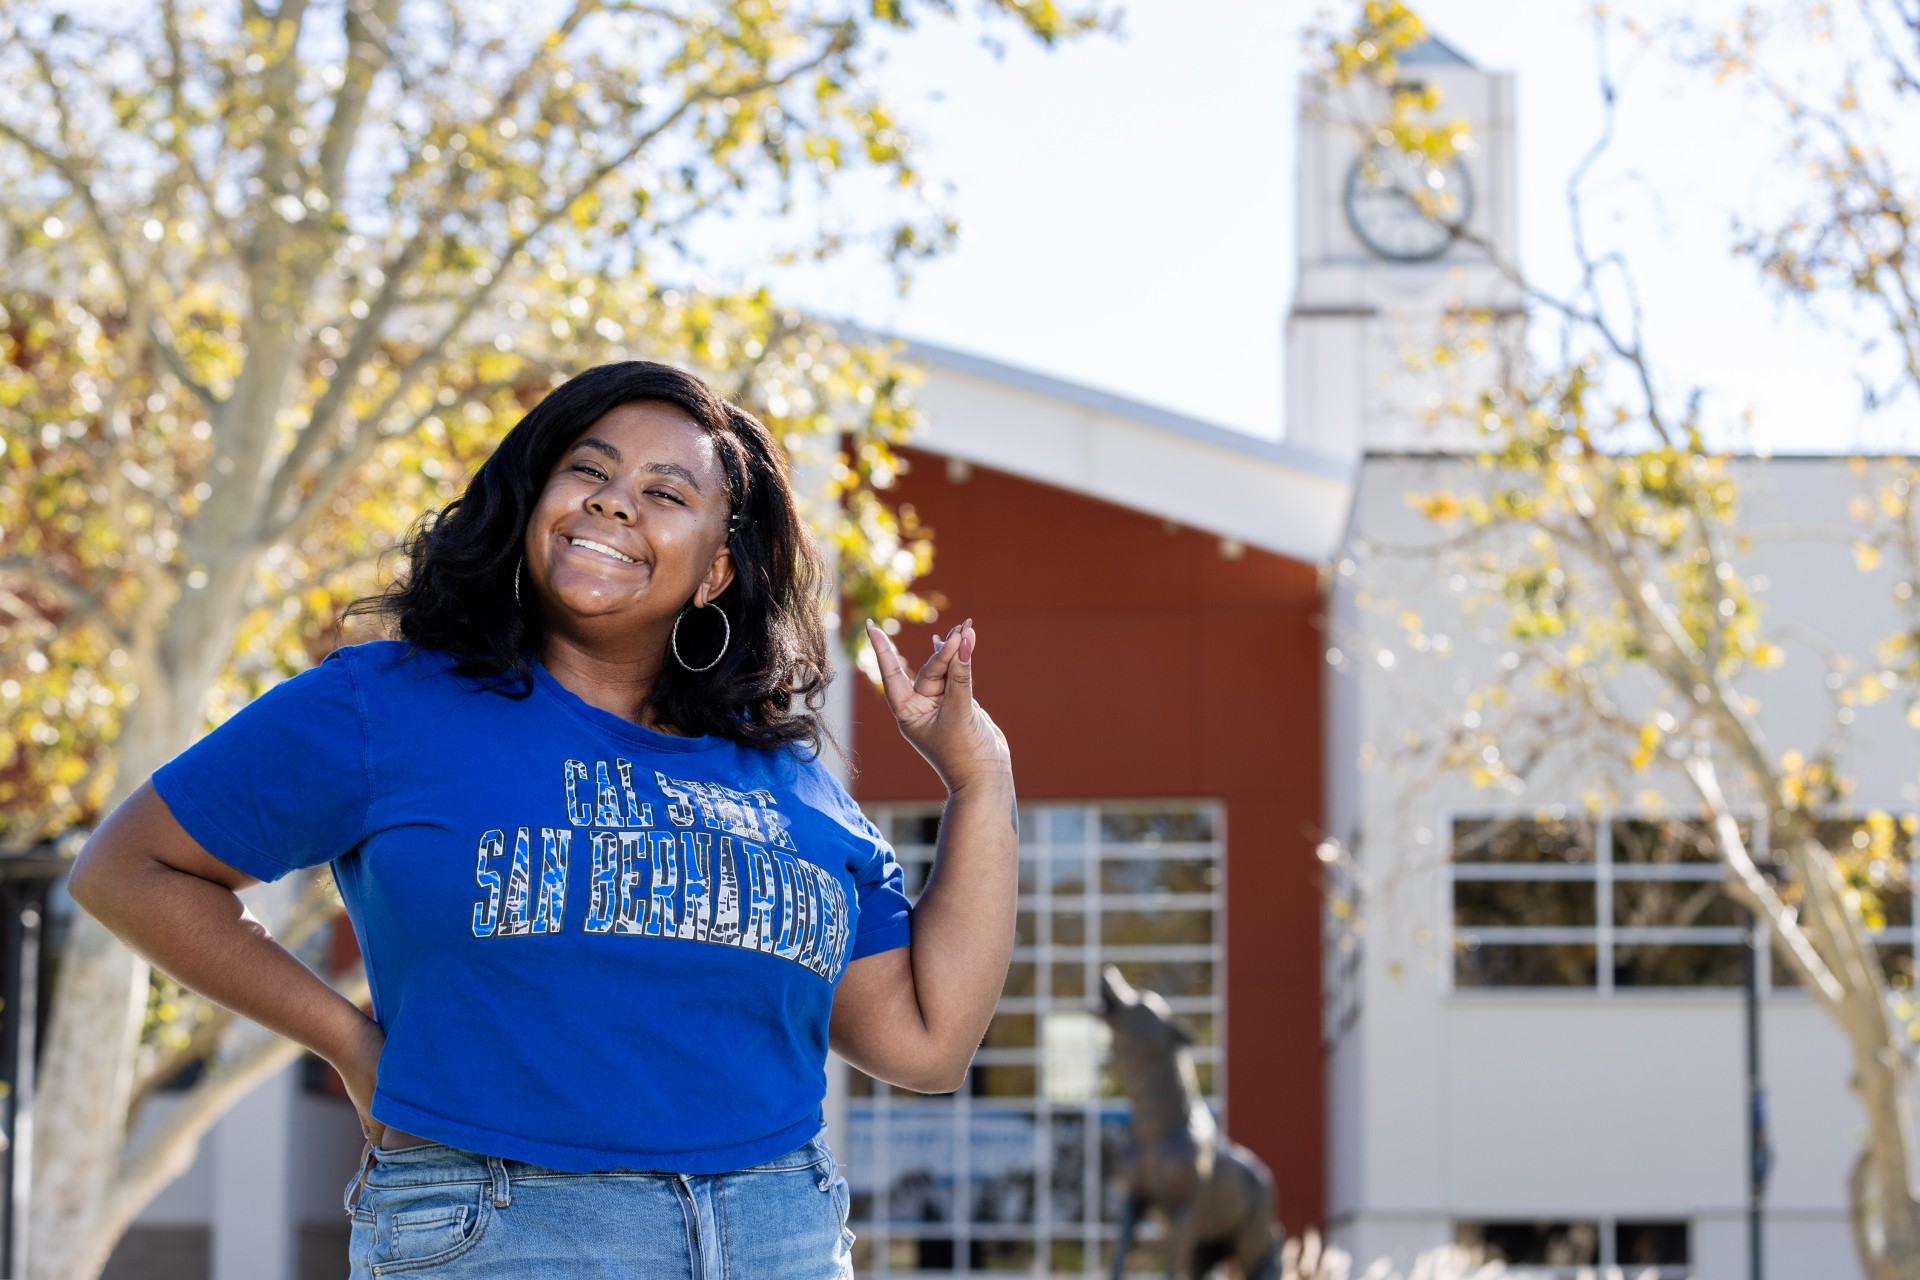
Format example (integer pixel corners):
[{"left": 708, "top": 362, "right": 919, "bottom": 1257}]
[
  {"left": 846, "top": 801, "right": 1225, "bottom": 1277},
  {"left": 1449, "top": 813, "right": 1919, "bottom": 994},
  {"left": 1456, "top": 1218, "right": 1689, "bottom": 1278}
]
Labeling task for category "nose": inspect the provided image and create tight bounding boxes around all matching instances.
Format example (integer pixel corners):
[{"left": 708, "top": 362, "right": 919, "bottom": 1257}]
[{"left": 585, "top": 487, "right": 632, "bottom": 523}]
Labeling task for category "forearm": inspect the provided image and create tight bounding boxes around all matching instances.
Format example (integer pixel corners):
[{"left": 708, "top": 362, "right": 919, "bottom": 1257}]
[
  {"left": 906, "top": 768, "right": 1020, "bottom": 1079},
  {"left": 75, "top": 860, "right": 373, "bottom": 1070}
]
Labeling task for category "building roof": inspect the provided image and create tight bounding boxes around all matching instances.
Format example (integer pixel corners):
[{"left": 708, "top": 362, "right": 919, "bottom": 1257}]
[
  {"left": 1399, "top": 33, "right": 1475, "bottom": 67},
  {"left": 900, "top": 338, "right": 1356, "bottom": 565}
]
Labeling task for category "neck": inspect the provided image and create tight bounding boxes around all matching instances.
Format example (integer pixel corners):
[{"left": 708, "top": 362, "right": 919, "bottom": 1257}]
[{"left": 537, "top": 635, "right": 678, "bottom": 731}]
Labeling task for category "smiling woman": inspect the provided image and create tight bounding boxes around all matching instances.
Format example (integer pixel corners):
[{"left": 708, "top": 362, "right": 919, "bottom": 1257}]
[
  {"left": 359, "top": 363, "right": 837, "bottom": 750},
  {"left": 63, "top": 360, "right": 1019, "bottom": 1280}
]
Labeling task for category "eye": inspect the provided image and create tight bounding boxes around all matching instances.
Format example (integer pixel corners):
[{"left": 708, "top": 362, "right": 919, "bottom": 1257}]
[
  {"left": 571, "top": 463, "right": 608, "bottom": 482},
  {"left": 646, "top": 489, "right": 686, "bottom": 505}
]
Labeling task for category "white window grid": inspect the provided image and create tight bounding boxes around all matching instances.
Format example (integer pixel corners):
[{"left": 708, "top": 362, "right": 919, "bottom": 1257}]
[
  {"left": 849, "top": 799, "right": 1227, "bottom": 1278},
  {"left": 1443, "top": 809, "right": 1919, "bottom": 997}
]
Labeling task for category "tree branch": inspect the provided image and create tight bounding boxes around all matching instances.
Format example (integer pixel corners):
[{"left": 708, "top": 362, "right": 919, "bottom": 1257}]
[
  {"left": 145, "top": 318, "right": 220, "bottom": 412},
  {"left": 99, "top": 964, "right": 368, "bottom": 1252},
  {"left": 0, "top": 558, "right": 130, "bottom": 649}
]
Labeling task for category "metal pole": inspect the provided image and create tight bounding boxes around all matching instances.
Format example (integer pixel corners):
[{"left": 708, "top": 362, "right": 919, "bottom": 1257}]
[
  {"left": 1745, "top": 906, "right": 1770, "bottom": 1280},
  {"left": 0, "top": 852, "right": 65, "bottom": 1280}
]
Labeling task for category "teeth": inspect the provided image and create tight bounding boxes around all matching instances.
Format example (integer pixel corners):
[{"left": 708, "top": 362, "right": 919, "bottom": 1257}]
[{"left": 568, "top": 537, "right": 633, "bottom": 563}]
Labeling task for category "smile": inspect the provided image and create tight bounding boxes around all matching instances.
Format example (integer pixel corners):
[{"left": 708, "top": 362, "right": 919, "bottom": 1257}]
[{"left": 565, "top": 536, "right": 636, "bottom": 564}]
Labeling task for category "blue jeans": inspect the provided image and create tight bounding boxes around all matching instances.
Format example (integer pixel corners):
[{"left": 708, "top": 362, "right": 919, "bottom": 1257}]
[{"left": 342, "top": 1130, "right": 855, "bottom": 1278}]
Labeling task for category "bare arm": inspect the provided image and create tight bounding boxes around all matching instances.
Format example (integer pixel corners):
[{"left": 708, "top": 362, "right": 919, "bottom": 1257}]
[
  {"left": 829, "top": 619, "right": 1017, "bottom": 1093},
  {"left": 67, "top": 780, "right": 388, "bottom": 1139}
]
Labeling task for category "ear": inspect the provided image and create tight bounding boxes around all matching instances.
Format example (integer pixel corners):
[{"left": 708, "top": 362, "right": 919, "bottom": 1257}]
[{"left": 695, "top": 542, "right": 735, "bottom": 610}]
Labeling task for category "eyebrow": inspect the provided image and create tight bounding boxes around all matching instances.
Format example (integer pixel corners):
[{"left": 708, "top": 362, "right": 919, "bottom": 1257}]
[{"left": 568, "top": 438, "right": 704, "bottom": 493}]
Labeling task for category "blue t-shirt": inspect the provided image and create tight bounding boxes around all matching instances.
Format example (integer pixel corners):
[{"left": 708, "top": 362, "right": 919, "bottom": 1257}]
[{"left": 151, "top": 639, "right": 914, "bottom": 1174}]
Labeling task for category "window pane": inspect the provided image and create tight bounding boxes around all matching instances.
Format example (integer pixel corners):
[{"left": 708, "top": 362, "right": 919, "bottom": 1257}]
[
  {"left": 1614, "top": 944, "right": 1745, "bottom": 987},
  {"left": 970, "top": 1063, "right": 1037, "bottom": 1097},
  {"left": 1051, "top": 962, "right": 1089, "bottom": 999},
  {"left": 1015, "top": 910, "right": 1036, "bottom": 947},
  {"left": 1456, "top": 1221, "right": 1600, "bottom": 1266},
  {"left": 1047, "top": 854, "right": 1089, "bottom": 895},
  {"left": 1454, "top": 942, "right": 1598, "bottom": 988},
  {"left": 1452, "top": 817, "right": 1595, "bottom": 864},
  {"left": 886, "top": 1117, "right": 955, "bottom": 1224},
  {"left": 1053, "top": 910, "right": 1085, "bottom": 946},
  {"left": 1017, "top": 856, "right": 1038, "bottom": 894},
  {"left": 1613, "top": 817, "right": 1734, "bottom": 864},
  {"left": 1454, "top": 880, "right": 1595, "bottom": 928},
  {"left": 968, "top": 1111, "right": 1036, "bottom": 1225},
  {"left": 1101, "top": 909, "right": 1214, "bottom": 946},
  {"left": 1100, "top": 810, "right": 1216, "bottom": 845},
  {"left": 1870, "top": 889, "right": 1915, "bottom": 930},
  {"left": 1047, "top": 808, "right": 1088, "bottom": 842},
  {"left": 1096, "top": 1111, "right": 1132, "bottom": 1219},
  {"left": 892, "top": 812, "right": 941, "bottom": 848},
  {"left": 1048, "top": 1113, "right": 1088, "bottom": 1223},
  {"left": 1193, "top": 1061, "right": 1217, "bottom": 1096},
  {"left": 1002, "top": 962, "right": 1036, "bottom": 998},
  {"left": 968, "top": 1240, "right": 1036, "bottom": 1271},
  {"left": 1100, "top": 857, "right": 1219, "bottom": 895},
  {"left": 1612, "top": 880, "right": 1745, "bottom": 928},
  {"left": 887, "top": 1239, "right": 953, "bottom": 1269},
  {"left": 982, "top": 1014, "right": 1036, "bottom": 1049},
  {"left": 847, "top": 1111, "right": 877, "bottom": 1218},
  {"left": 1884, "top": 942, "right": 1914, "bottom": 989},
  {"left": 1049, "top": 1239, "right": 1090, "bottom": 1271},
  {"left": 1616, "top": 1220, "right": 1690, "bottom": 1265}
]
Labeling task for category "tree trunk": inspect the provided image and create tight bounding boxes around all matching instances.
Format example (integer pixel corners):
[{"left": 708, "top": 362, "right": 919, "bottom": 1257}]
[{"left": 27, "top": 562, "right": 255, "bottom": 1279}]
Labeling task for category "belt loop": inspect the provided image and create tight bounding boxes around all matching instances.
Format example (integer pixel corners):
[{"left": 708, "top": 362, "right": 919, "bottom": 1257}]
[
  {"left": 488, "top": 1154, "right": 512, "bottom": 1208},
  {"left": 343, "top": 1140, "right": 377, "bottom": 1218}
]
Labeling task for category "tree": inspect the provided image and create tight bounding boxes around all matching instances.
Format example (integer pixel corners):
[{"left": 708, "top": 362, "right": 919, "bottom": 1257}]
[
  {"left": 0, "top": 2, "right": 1102, "bottom": 1275},
  {"left": 1314, "top": 4, "right": 1920, "bottom": 1276}
]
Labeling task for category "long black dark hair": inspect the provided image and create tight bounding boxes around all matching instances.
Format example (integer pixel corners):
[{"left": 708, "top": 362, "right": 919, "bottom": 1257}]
[{"left": 342, "top": 361, "right": 835, "bottom": 754}]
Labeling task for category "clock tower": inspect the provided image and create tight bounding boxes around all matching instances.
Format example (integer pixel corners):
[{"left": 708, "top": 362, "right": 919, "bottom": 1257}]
[{"left": 1284, "top": 35, "right": 1519, "bottom": 462}]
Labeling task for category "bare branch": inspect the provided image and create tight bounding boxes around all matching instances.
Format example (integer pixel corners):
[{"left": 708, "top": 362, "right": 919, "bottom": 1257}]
[
  {"left": 145, "top": 317, "right": 220, "bottom": 412},
  {"left": 0, "top": 557, "right": 130, "bottom": 649},
  {"left": 99, "top": 964, "right": 368, "bottom": 1251}
]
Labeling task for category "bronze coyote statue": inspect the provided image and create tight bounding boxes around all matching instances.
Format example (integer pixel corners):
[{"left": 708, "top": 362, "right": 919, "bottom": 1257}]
[{"left": 1099, "top": 964, "right": 1283, "bottom": 1280}]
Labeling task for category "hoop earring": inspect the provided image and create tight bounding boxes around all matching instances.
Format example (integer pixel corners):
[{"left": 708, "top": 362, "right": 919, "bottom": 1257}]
[
  {"left": 671, "top": 601, "right": 729, "bottom": 672},
  {"left": 514, "top": 554, "right": 524, "bottom": 611}
]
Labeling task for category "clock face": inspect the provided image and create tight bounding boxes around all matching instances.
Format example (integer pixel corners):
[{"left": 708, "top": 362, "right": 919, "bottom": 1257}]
[{"left": 1343, "top": 145, "right": 1473, "bottom": 262}]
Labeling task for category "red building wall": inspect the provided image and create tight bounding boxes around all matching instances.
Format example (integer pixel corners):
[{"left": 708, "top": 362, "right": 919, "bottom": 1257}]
[{"left": 847, "top": 447, "right": 1328, "bottom": 1232}]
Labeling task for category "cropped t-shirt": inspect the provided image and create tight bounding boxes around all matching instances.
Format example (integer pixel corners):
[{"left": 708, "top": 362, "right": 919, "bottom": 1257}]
[{"left": 150, "top": 640, "right": 914, "bottom": 1173}]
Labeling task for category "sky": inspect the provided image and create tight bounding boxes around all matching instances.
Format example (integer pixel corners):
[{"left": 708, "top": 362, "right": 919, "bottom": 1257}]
[{"left": 690, "top": 0, "right": 1916, "bottom": 455}]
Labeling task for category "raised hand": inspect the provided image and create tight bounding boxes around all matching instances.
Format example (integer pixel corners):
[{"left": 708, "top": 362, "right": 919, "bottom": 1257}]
[{"left": 864, "top": 617, "right": 1011, "bottom": 795}]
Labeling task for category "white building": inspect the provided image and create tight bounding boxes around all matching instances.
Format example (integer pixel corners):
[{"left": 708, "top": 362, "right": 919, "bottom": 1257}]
[{"left": 1316, "top": 36, "right": 1901, "bottom": 1280}]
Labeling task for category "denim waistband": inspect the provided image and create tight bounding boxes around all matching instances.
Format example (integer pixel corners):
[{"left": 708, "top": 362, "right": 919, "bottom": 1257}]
[{"left": 343, "top": 1128, "right": 833, "bottom": 1217}]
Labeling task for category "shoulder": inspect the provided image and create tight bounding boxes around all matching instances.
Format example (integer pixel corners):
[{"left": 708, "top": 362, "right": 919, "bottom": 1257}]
[{"left": 329, "top": 638, "right": 473, "bottom": 690}]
